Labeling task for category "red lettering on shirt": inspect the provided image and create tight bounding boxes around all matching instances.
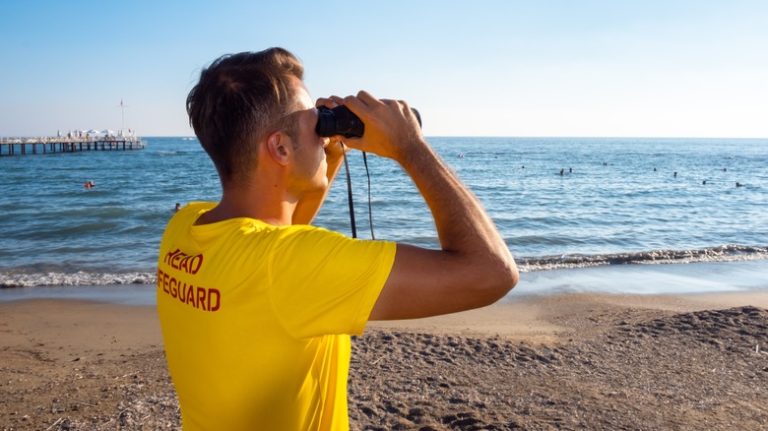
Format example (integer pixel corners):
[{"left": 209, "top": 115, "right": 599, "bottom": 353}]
[
  {"left": 186, "top": 286, "right": 195, "bottom": 307},
  {"left": 208, "top": 289, "right": 221, "bottom": 312},
  {"left": 156, "top": 268, "right": 220, "bottom": 313},
  {"left": 197, "top": 288, "right": 207, "bottom": 311},
  {"left": 164, "top": 249, "right": 204, "bottom": 275}
]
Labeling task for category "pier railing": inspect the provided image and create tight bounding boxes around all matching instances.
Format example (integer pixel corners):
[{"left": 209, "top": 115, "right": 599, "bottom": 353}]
[{"left": 0, "top": 136, "right": 145, "bottom": 156}]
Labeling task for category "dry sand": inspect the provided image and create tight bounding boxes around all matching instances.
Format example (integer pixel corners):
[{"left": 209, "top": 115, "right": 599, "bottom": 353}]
[{"left": 1, "top": 291, "right": 767, "bottom": 430}]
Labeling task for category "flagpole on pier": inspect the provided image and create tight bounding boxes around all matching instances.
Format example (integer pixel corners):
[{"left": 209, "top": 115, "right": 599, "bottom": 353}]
[{"left": 119, "top": 99, "right": 127, "bottom": 132}]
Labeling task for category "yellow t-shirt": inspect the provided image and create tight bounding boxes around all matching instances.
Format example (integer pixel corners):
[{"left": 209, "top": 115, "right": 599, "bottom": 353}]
[{"left": 156, "top": 202, "right": 396, "bottom": 431}]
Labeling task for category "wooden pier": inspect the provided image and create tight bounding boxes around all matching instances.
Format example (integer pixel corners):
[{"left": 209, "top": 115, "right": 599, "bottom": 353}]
[{"left": 0, "top": 136, "right": 145, "bottom": 156}]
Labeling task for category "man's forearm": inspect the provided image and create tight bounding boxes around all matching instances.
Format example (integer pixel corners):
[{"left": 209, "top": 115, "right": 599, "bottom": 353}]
[
  {"left": 366, "top": 137, "right": 517, "bottom": 319},
  {"left": 399, "top": 140, "right": 511, "bottom": 263}
]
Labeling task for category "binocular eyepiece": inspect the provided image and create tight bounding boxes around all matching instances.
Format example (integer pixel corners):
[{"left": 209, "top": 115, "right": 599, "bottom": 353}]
[{"left": 316, "top": 105, "right": 422, "bottom": 138}]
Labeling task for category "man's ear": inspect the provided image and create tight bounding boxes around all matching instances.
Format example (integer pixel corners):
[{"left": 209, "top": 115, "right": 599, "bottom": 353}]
[{"left": 265, "top": 131, "right": 292, "bottom": 166}]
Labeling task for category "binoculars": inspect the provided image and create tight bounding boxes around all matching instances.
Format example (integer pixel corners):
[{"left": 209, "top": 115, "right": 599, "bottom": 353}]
[{"left": 316, "top": 105, "right": 422, "bottom": 138}]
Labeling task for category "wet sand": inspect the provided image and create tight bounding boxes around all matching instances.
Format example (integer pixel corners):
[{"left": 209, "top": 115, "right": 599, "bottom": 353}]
[{"left": 1, "top": 291, "right": 767, "bottom": 430}]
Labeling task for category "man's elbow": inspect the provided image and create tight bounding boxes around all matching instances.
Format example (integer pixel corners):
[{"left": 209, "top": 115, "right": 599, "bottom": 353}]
[
  {"left": 477, "top": 257, "right": 519, "bottom": 305},
  {"left": 504, "top": 260, "right": 520, "bottom": 292},
  {"left": 494, "top": 258, "right": 519, "bottom": 297}
]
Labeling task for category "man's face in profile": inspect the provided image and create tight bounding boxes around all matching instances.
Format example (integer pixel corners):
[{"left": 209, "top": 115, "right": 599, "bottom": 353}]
[{"left": 283, "top": 79, "right": 331, "bottom": 195}]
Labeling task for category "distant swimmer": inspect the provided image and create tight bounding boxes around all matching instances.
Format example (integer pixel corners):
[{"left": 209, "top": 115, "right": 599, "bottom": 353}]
[
  {"left": 602, "top": 162, "right": 608, "bottom": 166},
  {"left": 653, "top": 167, "right": 657, "bottom": 172},
  {"left": 457, "top": 152, "right": 465, "bottom": 159},
  {"left": 174, "top": 203, "right": 181, "bottom": 212},
  {"left": 736, "top": 182, "right": 744, "bottom": 187},
  {"left": 723, "top": 168, "right": 727, "bottom": 172},
  {"left": 83, "top": 180, "right": 95, "bottom": 189},
  {"left": 559, "top": 168, "right": 564, "bottom": 176},
  {"left": 702, "top": 180, "right": 707, "bottom": 185},
  {"left": 673, "top": 172, "right": 678, "bottom": 178},
  {"left": 569, "top": 167, "right": 572, "bottom": 173},
  {"left": 521, "top": 165, "right": 525, "bottom": 169}
]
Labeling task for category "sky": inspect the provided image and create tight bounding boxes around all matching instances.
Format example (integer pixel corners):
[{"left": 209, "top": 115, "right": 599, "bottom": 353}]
[{"left": 1, "top": 0, "right": 767, "bottom": 138}]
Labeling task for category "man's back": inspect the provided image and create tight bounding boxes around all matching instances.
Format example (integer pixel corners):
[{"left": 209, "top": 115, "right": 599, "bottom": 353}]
[{"left": 157, "top": 202, "right": 395, "bottom": 430}]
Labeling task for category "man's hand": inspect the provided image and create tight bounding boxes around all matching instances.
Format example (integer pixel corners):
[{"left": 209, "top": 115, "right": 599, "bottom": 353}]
[{"left": 323, "top": 91, "right": 424, "bottom": 162}]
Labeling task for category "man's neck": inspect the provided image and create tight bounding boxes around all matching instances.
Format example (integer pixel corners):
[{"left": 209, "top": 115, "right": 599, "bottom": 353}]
[{"left": 196, "top": 184, "right": 297, "bottom": 227}]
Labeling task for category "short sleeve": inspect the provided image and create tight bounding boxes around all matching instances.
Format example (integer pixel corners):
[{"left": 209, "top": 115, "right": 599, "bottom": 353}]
[{"left": 267, "top": 226, "right": 396, "bottom": 339}]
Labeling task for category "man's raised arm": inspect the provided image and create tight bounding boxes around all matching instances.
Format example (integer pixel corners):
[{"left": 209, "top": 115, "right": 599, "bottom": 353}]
[{"left": 338, "top": 91, "right": 518, "bottom": 320}]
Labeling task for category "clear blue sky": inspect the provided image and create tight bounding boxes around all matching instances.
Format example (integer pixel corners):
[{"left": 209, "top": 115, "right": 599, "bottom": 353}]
[{"left": 1, "top": 0, "right": 766, "bottom": 137}]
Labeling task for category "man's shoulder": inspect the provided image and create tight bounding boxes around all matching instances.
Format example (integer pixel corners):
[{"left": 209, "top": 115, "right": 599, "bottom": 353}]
[
  {"left": 167, "top": 201, "right": 215, "bottom": 224},
  {"left": 272, "top": 224, "right": 395, "bottom": 264},
  {"left": 178, "top": 201, "right": 216, "bottom": 217},
  {"left": 161, "top": 201, "right": 216, "bottom": 240},
  {"left": 272, "top": 224, "right": 359, "bottom": 248}
]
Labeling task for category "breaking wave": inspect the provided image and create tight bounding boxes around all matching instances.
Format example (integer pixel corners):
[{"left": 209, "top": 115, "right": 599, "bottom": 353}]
[
  {"left": 0, "top": 270, "right": 156, "bottom": 288},
  {"left": 517, "top": 244, "right": 768, "bottom": 272}
]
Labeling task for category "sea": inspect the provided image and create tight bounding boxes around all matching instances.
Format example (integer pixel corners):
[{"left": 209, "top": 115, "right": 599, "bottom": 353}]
[{"left": 1, "top": 137, "right": 767, "bottom": 303}]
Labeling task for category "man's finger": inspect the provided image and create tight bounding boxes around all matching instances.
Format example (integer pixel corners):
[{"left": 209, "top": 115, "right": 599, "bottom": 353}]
[
  {"left": 356, "top": 90, "right": 384, "bottom": 108},
  {"left": 315, "top": 97, "right": 339, "bottom": 108},
  {"left": 381, "top": 98, "right": 400, "bottom": 107},
  {"left": 399, "top": 100, "right": 412, "bottom": 118},
  {"left": 343, "top": 95, "right": 370, "bottom": 118}
]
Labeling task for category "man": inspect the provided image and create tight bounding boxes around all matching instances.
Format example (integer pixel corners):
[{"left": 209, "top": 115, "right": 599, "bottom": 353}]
[{"left": 157, "top": 47, "right": 518, "bottom": 430}]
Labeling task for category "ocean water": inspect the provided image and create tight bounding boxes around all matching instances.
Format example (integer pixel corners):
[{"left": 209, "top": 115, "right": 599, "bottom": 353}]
[{"left": 1, "top": 137, "right": 767, "bottom": 293}]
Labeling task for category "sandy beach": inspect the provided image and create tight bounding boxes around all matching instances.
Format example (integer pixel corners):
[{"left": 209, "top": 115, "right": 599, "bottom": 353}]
[{"left": 1, "top": 291, "right": 767, "bottom": 430}]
